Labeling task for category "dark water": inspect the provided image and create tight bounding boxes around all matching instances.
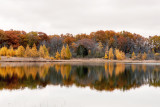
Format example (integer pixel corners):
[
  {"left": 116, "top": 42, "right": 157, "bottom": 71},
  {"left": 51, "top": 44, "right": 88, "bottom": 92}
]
[{"left": 0, "top": 62, "right": 160, "bottom": 107}]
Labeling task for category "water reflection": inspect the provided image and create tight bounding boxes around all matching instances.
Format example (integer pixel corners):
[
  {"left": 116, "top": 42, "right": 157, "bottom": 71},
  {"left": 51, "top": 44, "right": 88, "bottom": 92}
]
[{"left": 0, "top": 62, "right": 160, "bottom": 91}]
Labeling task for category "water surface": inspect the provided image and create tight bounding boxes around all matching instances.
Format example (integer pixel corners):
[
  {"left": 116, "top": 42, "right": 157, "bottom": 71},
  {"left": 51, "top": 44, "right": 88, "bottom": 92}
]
[{"left": 0, "top": 62, "right": 159, "bottom": 107}]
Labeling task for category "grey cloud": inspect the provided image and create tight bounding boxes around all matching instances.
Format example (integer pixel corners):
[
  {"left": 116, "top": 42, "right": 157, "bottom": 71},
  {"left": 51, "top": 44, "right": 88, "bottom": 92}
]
[{"left": 0, "top": 0, "right": 160, "bottom": 37}]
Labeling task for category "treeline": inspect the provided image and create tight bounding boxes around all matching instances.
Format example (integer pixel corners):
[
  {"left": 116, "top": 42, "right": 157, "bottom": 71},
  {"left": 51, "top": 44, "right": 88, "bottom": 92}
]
[
  {"left": 0, "top": 29, "right": 160, "bottom": 59},
  {"left": 0, "top": 44, "right": 72, "bottom": 60}
]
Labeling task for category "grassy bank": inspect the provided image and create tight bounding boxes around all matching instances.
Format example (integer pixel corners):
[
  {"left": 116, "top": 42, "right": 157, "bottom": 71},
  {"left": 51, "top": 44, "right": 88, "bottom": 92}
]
[{"left": 0, "top": 56, "right": 160, "bottom": 63}]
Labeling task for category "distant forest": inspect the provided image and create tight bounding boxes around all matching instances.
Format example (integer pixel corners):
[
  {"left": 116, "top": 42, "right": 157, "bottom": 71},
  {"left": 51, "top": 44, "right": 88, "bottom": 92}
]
[{"left": 0, "top": 29, "right": 160, "bottom": 59}]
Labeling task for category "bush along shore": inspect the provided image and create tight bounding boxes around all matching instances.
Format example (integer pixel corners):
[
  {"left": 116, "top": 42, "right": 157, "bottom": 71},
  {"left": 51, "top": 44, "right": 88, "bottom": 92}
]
[{"left": 0, "top": 29, "right": 160, "bottom": 61}]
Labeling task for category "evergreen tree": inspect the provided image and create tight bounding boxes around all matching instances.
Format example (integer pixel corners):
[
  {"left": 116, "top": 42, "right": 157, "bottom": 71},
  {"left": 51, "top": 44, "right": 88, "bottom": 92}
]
[
  {"left": 132, "top": 52, "right": 136, "bottom": 60},
  {"left": 61, "top": 45, "right": 66, "bottom": 59},
  {"left": 39, "top": 45, "right": 45, "bottom": 58},
  {"left": 0, "top": 46, "right": 8, "bottom": 56},
  {"left": 55, "top": 51, "right": 60, "bottom": 60},
  {"left": 6, "top": 46, "right": 15, "bottom": 57},
  {"left": 16, "top": 45, "right": 25, "bottom": 57},
  {"left": 31, "top": 44, "right": 39, "bottom": 57},
  {"left": 137, "top": 53, "right": 142, "bottom": 60},
  {"left": 65, "top": 44, "right": 72, "bottom": 59},
  {"left": 43, "top": 45, "right": 49, "bottom": 57},
  {"left": 142, "top": 52, "right": 147, "bottom": 60},
  {"left": 25, "top": 44, "right": 31, "bottom": 57},
  {"left": 9, "top": 46, "right": 15, "bottom": 57}
]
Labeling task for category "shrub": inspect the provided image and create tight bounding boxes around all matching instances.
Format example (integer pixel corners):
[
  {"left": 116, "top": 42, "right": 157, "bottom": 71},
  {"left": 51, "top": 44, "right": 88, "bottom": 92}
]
[
  {"left": 154, "top": 53, "right": 160, "bottom": 60},
  {"left": 55, "top": 51, "right": 60, "bottom": 60},
  {"left": 131, "top": 52, "right": 136, "bottom": 60},
  {"left": 142, "top": 52, "right": 147, "bottom": 60},
  {"left": 115, "top": 49, "right": 125, "bottom": 60},
  {"left": 137, "top": 53, "right": 142, "bottom": 60},
  {"left": 50, "top": 57, "right": 54, "bottom": 60}
]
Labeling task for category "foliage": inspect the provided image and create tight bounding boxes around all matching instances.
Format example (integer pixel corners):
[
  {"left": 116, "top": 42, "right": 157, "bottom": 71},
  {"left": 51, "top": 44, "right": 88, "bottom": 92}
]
[
  {"left": 8, "top": 46, "right": 15, "bottom": 57},
  {"left": 154, "top": 53, "right": 160, "bottom": 60},
  {"left": 25, "top": 44, "right": 32, "bottom": 57},
  {"left": 109, "top": 48, "right": 114, "bottom": 60},
  {"left": 77, "top": 45, "right": 88, "bottom": 57},
  {"left": 55, "top": 51, "right": 60, "bottom": 60},
  {"left": 115, "top": 49, "right": 125, "bottom": 60},
  {"left": 65, "top": 44, "right": 72, "bottom": 59},
  {"left": 39, "top": 45, "right": 45, "bottom": 58},
  {"left": 16, "top": 45, "right": 25, "bottom": 57},
  {"left": 31, "top": 44, "right": 39, "bottom": 57},
  {"left": 0, "top": 29, "right": 159, "bottom": 60},
  {"left": 104, "top": 53, "right": 108, "bottom": 59},
  {"left": 0, "top": 46, "right": 8, "bottom": 56},
  {"left": 50, "top": 57, "right": 54, "bottom": 60},
  {"left": 131, "top": 52, "right": 136, "bottom": 60},
  {"left": 142, "top": 52, "right": 147, "bottom": 60},
  {"left": 61, "top": 45, "right": 66, "bottom": 59},
  {"left": 43, "top": 45, "right": 49, "bottom": 57},
  {"left": 137, "top": 53, "right": 142, "bottom": 60}
]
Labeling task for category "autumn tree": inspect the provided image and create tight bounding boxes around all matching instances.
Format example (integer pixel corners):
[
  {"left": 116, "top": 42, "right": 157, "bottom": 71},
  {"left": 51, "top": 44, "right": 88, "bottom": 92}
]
[
  {"left": 43, "top": 45, "right": 49, "bottom": 57},
  {"left": 61, "top": 45, "right": 66, "bottom": 59},
  {"left": 131, "top": 52, "right": 136, "bottom": 60},
  {"left": 109, "top": 48, "right": 114, "bottom": 60},
  {"left": 115, "top": 49, "right": 125, "bottom": 60},
  {"left": 31, "top": 43, "right": 39, "bottom": 57},
  {"left": 0, "top": 46, "right": 8, "bottom": 56},
  {"left": 4, "top": 30, "right": 20, "bottom": 48},
  {"left": 104, "top": 53, "right": 108, "bottom": 59},
  {"left": 96, "top": 42, "right": 103, "bottom": 57},
  {"left": 25, "top": 44, "right": 31, "bottom": 57},
  {"left": 154, "top": 53, "right": 160, "bottom": 60},
  {"left": 137, "top": 53, "right": 142, "bottom": 60},
  {"left": 65, "top": 44, "right": 72, "bottom": 59},
  {"left": 104, "top": 47, "right": 109, "bottom": 59},
  {"left": 55, "top": 51, "right": 60, "bottom": 60},
  {"left": 39, "top": 45, "right": 45, "bottom": 58},
  {"left": 16, "top": 45, "right": 25, "bottom": 57},
  {"left": 7, "top": 46, "right": 15, "bottom": 57},
  {"left": 142, "top": 52, "right": 147, "bottom": 60}
]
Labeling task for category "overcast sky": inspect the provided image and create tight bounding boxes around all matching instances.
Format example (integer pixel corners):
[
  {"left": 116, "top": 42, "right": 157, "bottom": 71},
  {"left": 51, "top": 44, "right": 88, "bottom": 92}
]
[{"left": 0, "top": 0, "right": 160, "bottom": 37}]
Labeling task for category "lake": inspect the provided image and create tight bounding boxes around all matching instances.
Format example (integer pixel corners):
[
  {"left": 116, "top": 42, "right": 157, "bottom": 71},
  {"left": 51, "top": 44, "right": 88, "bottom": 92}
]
[{"left": 0, "top": 62, "right": 160, "bottom": 107}]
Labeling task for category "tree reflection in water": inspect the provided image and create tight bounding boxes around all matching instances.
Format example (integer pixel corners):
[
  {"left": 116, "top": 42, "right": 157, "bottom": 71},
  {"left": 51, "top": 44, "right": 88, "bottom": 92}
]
[{"left": 0, "top": 62, "right": 159, "bottom": 91}]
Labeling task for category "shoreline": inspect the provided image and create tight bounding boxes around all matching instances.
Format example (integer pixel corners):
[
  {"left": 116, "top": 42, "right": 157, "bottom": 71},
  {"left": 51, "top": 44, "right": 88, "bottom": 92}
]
[{"left": 0, "top": 57, "right": 160, "bottom": 63}]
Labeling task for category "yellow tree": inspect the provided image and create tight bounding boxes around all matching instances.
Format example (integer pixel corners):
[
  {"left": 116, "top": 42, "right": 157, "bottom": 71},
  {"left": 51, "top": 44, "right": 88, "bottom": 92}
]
[
  {"left": 65, "top": 44, "right": 72, "bottom": 59},
  {"left": 16, "top": 45, "right": 25, "bottom": 57},
  {"left": 61, "top": 45, "right": 66, "bottom": 59},
  {"left": 104, "top": 46, "right": 109, "bottom": 59},
  {"left": 0, "top": 46, "right": 8, "bottom": 56},
  {"left": 115, "top": 49, "right": 125, "bottom": 60},
  {"left": 132, "top": 52, "right": 136, "bottom": 60},
  {"left": 9, "top": 46, "right": 15, "bottom": 57},
  {"left": 7, "top": 49, "right": 11, "bottom": 57},
  {"left": 31, "top": 44, "right": 39, "bottom": 57},
  {"left": 43, "top": 45, "right": 49, "bottom": 57},
  {"left": 109, "top": 48, "right": 114, "bottom": 60},
  {"left": 25, "top": 44, "right": 31, "bottom": 57},
  {"left": 6, "top": 46, "right": 14, "bottom": 57},
  {"left": 142, "top": 52, "right": 147, "bottom": 60},
  {"left": 55, "top": 51, "right": 60, "bottom": 60},
  {"left": 39, "top": 45, "right": 45, "bottom": 58}
]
